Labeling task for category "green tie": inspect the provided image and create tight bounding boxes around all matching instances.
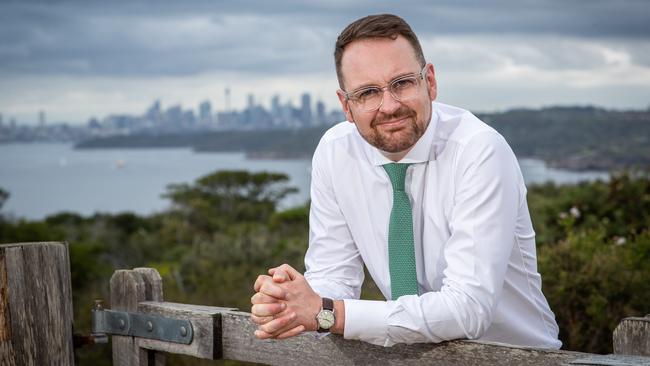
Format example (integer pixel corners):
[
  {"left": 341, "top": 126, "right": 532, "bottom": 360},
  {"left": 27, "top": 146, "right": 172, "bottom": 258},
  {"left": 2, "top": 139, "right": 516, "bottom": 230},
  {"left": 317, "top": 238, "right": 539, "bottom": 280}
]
[{"left": 382, "top": 163, "right": 419, "bottom": 299}]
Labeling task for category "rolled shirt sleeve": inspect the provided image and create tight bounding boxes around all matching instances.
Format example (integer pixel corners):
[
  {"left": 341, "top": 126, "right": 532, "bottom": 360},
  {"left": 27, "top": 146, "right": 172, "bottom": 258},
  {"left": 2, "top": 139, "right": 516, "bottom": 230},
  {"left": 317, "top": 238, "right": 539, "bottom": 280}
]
[{"left": 304, "top": 140, "right": 365, "bottom": 300}]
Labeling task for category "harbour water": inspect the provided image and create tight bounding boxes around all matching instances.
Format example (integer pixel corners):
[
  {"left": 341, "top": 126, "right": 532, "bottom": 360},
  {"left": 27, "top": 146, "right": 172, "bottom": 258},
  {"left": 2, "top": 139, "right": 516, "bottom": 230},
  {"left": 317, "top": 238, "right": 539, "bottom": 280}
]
[{"left": 0, "top": 143, "right": 609, "bottom": 220}]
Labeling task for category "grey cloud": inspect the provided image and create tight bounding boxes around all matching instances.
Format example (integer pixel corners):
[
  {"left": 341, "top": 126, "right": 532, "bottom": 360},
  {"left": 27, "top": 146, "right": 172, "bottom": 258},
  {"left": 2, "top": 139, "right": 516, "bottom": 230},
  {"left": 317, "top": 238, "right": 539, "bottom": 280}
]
[{"left": 0, "top": 0, "right": 648, "bottom": 78}]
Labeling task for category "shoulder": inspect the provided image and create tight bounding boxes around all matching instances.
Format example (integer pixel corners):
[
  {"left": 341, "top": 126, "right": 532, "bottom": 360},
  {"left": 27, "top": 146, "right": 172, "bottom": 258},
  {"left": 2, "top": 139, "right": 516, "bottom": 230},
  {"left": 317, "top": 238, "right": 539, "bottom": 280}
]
[
  {"left": 432, "top": 103, "right": 512, "bottom": 159},
  {"left": 433, "top": 102, "right": 519, "bottom": 178},
  {"left": 434, "top": 102, "right": 503, "bottom": 148},
  {"left": 318, "top": 121, "right": 357, "bottom": 147},
  {"left": 312, "top": 121, "right": 358, "bottom": 162}
]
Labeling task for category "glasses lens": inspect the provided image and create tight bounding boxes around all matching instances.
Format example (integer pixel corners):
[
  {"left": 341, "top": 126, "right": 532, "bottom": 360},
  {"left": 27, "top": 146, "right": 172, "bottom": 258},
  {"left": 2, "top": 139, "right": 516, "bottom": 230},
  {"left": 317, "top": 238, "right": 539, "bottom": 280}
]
[
  {"left": 390, "top": 77, "right": 419, "bottom": 101},
  {"left": 352, "top": 88, "right": 383, "bottom": 111}
]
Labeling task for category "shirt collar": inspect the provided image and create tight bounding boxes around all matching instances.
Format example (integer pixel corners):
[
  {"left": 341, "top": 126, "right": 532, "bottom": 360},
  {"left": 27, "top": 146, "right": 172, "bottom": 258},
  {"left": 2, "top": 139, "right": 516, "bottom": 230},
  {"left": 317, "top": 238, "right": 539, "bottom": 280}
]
[{"left": 368, "top": 102, "right": 439, "bottom": 166}]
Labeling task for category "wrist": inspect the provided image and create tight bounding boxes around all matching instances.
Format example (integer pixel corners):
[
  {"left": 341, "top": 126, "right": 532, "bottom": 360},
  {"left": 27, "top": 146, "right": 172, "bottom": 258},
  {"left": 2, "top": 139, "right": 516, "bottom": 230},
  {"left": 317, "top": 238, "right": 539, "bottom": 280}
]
[
  {"left": 310, "top": 295, "right": 322, "bottom": 331},
  {"left": 330, "top": 300, "right": 345, "bottom": 334}
]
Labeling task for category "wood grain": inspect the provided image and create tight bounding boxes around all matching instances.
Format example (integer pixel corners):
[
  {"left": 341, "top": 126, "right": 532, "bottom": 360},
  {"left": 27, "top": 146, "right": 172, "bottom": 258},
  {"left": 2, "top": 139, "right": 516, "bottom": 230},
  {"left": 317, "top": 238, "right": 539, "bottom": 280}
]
[
  {"left": 614, "top": 316, "right": 650, "bottom": 356},
  {"left": 0, "top": 242, "right": 74, "bottom": 366},
  {"left": 110, "top": 268, "right": 165, "bottom": 366}
]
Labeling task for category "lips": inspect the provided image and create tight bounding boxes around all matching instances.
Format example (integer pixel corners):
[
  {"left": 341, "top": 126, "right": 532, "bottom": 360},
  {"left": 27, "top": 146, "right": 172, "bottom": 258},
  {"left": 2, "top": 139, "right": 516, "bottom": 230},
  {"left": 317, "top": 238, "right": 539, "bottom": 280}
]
[{"left": 375, "top": 116, "right": 410, "bottom": 129}]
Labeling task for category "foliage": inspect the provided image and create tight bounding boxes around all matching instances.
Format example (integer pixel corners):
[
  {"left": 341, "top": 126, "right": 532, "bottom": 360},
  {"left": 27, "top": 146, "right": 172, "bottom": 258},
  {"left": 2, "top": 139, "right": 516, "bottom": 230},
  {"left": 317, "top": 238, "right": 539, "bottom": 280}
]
[
  {"left": 1, "top": 169, "right": 649, "bottom": 363},
  {"left": 528, "top": 170, "right": 650, "bottom": 353},
  {"left": 0, "top": 188, "right": 8, "bottom": 211}
]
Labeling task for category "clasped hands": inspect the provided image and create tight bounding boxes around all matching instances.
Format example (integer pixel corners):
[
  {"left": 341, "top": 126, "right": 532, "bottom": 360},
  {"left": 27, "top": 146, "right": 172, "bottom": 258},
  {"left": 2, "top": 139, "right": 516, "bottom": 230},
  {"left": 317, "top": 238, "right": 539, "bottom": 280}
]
[{"left": 250, "top": 263, "right": 322, "bottom": 339}]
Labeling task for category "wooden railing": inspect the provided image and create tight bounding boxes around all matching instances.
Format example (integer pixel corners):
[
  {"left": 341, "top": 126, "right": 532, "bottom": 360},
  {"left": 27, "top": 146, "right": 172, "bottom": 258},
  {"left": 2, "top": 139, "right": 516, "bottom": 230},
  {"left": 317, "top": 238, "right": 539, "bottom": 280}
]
[{"left": 1, "top": 242, "right": 649, "bottom": 366}]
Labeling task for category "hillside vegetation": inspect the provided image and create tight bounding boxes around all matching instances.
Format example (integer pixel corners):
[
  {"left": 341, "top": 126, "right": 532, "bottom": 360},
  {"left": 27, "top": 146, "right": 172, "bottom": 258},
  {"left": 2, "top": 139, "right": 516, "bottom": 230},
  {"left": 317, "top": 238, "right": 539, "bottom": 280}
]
[{"left": 1, "top": 169, "right": 649, "bottom": 364}]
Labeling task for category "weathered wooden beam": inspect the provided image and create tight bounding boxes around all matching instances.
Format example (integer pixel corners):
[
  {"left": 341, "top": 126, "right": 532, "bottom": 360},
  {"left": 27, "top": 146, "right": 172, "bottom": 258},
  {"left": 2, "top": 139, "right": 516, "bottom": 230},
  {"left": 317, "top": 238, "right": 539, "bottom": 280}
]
[
  {"left": 137, "top": 301, "right": 236, "bottom": 359},
  {"left": 115, "top": 267, "right": 650, "bottom": 366},
  {"left": 132, "top": 301, "right": 629, "bottom": 366},
  {"left": 220, "top": 310, "right": 587, "bottom": 366},
  {"left": 0, "top": 242, "right": 75, "bottom": 366},
  {"left": 614, "top": 316, "right": 650, "bottom": 356}
]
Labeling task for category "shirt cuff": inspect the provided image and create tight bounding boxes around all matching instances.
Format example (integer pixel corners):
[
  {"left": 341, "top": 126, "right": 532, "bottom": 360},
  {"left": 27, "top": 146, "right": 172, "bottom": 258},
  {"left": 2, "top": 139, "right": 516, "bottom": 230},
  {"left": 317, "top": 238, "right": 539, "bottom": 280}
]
[{"left": 343, "top": 299, "right": 391, "bottom": 346}]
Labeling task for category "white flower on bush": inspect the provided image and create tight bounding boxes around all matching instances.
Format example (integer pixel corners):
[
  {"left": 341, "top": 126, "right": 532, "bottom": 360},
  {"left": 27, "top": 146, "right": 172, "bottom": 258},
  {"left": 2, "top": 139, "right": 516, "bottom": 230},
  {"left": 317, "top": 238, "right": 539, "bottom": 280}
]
[
  {"left": 570, "top": 206, "right": 581, "bottom": 218},
  {"left": 614, "top": 237, "right": 626, "bottom": 246}
]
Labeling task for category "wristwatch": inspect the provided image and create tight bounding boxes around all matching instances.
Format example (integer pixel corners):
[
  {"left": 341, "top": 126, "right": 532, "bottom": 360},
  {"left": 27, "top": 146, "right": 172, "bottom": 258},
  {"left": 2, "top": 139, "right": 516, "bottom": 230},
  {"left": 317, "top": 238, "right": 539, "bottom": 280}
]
[{"left": 316, "top": 297, "right": 335, "bottom": 332}]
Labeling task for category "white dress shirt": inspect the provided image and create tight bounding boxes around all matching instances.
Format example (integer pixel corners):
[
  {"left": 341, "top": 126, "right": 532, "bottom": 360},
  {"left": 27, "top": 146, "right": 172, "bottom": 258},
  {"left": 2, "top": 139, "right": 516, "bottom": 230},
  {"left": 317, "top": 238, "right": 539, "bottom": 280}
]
[{"left": 304, "top": 102, "right": 561, "bottom": 348}]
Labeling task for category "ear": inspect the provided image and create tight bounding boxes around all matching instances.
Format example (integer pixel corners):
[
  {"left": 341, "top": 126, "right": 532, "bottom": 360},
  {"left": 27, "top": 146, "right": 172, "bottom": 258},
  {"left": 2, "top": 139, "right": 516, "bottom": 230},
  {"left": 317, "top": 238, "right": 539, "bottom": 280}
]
[
  {"left": 336, "top": 89, "right": 355, "bottom": 123},
  {"left": 424, "top": 63, "right": 437, "bottom": 102}
]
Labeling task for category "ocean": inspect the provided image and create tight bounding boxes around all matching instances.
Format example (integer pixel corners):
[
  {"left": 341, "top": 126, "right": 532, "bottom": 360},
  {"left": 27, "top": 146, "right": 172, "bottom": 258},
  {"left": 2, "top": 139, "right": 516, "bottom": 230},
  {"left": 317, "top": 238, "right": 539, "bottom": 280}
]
[{"left": 0, "top": 143, "right": 609, "bottom": 220}]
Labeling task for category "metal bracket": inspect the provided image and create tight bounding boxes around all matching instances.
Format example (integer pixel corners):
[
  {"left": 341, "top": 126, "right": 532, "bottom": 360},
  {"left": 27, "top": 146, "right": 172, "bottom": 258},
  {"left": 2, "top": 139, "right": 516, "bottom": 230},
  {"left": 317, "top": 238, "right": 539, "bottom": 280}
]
[{"left": 92, "top": 304, "right": 193, "bottom": 345}]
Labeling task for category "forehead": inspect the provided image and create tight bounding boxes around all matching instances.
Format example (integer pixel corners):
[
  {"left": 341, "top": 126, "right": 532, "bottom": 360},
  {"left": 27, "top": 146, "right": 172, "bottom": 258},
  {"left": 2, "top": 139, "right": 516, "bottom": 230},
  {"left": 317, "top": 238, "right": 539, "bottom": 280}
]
[{"left": 340, "top": 35, "right": 422, "bottom": 90}]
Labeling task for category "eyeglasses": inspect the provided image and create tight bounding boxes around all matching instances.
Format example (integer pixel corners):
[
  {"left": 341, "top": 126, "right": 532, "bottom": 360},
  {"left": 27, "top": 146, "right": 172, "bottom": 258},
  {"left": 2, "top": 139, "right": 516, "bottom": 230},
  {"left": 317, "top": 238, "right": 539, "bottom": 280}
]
[{"left": 342, "top": 65, "right": 427, "bottom": 112}]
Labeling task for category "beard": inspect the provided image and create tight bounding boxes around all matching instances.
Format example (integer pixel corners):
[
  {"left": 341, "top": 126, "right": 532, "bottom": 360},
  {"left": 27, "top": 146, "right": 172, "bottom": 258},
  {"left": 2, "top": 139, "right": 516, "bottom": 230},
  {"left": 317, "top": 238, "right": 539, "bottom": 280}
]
[{"left": 359, "top": 105, "right": 426, "bottom": 153}]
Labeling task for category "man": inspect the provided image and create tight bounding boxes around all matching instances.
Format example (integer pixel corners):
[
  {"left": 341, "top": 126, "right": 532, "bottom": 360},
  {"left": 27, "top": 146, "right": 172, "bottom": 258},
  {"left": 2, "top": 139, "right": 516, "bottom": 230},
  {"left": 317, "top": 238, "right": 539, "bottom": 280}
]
[{"left": 251, "top": 13, "right": 561, "bottom": 348}]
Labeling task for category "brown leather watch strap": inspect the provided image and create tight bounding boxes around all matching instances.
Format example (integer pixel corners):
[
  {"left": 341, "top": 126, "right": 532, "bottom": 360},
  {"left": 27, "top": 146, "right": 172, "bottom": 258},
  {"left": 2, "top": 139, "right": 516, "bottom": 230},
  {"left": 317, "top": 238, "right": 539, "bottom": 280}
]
[{"left": 322, "top": 297, "right": 334, "bottom": 311}]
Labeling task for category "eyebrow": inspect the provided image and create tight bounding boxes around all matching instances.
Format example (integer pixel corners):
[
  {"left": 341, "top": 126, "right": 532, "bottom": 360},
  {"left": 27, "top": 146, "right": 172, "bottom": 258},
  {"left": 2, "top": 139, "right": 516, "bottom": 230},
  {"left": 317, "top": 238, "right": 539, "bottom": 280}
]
[{"left": 349, "top": 71, "right": 419, "bottom": 92}]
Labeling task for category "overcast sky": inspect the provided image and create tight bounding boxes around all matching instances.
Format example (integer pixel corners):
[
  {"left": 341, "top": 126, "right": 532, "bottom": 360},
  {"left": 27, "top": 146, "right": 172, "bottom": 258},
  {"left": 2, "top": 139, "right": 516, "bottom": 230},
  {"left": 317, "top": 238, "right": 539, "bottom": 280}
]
[{"left": 1, "top": 0, "right": 649, "bottom": 125}]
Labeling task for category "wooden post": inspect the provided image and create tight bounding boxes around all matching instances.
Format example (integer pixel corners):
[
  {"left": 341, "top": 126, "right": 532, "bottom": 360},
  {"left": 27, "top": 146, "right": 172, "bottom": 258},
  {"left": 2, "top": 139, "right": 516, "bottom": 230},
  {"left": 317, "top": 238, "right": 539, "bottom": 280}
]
[
  {"left": 0, "top": 242, "right": 75, "bottom": 366},
  {"left": 614, "top": 315, "right": 650, "bottom": 356},
  {"left": 110, "top": 267, "right": 165, "bottom": 366}
]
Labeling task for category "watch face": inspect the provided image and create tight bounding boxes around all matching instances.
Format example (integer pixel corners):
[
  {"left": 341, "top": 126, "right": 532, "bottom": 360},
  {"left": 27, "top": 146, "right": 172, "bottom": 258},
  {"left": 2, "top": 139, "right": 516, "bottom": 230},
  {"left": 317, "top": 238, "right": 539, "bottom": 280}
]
[{"left": 317, "top": 310, "right": 335, "bottom": 329}]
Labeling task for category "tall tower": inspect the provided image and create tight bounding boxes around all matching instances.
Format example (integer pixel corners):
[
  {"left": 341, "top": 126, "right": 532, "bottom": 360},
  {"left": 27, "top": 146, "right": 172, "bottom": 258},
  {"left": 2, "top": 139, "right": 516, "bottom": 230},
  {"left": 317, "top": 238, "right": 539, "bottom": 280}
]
[
  {"left": 316, "top": 99, "right": 326, "bottom": 125},
  {"left": 300, "top": 93, "right": 312, "bottom": 127},
  {"left": 247, "top": 94, "right": 255, "bottom": 110},
  {"left": 271, "top": 94, "right": 281, "bottom": 119},
  {"left": 38, "top": 110, "right": 46, "bottom": 127},
  {"left": 225, "top": 87, "right": 231, "bottom": 113},
  {"left": 199, "top": 100, "right": 212, "bottom": 124}
]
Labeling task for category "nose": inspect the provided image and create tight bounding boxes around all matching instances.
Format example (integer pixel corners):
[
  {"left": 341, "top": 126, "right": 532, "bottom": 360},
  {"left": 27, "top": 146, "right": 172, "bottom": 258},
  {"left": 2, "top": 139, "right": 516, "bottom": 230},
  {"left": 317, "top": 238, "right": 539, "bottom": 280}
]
[{"left": 377, "top": 88, "right": 401, "bottom": 115}]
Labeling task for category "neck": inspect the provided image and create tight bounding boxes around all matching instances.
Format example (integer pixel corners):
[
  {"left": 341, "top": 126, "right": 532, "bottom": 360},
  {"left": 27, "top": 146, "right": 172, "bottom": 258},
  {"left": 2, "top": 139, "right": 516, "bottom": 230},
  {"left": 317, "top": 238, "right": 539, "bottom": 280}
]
[{"left": 381, "top": 147, "right": 412, "bottom": 162}]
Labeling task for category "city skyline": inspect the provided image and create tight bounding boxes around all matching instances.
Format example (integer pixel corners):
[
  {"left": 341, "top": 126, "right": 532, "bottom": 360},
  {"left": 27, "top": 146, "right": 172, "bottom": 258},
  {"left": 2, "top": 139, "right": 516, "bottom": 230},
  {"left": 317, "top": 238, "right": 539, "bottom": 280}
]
[
  {"left": 0, "top": 88, "right": 342, "bottom": 127},
  {"left": 1, "top": 1, "right": 650, "bottom": 124}
]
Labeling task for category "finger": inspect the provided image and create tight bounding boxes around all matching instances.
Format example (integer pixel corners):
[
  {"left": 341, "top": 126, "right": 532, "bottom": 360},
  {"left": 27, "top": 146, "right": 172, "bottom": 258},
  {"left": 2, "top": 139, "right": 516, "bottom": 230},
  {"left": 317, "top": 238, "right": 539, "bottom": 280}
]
[
  {"left": 275, "top": 324, "right": 305, "bottom": 340},
  {"left": 271, "top": 268, "right": 290, "bottom": 283},
  {"left": 260, "top": 280, "right": 286, "bottom": 300},
  {"left": 254, "top": 329, "right": 274, "bottom": 339},
  {"left": 254, "top": 275, "right": 272, "bottom": 292},
  {"left": 276, "top": 263, "right": 302, "bottom": 280},
  {"left": 250, "top": 314, "right": 274, "bottom": 325},
  {"left": 259, "top": 312, "right": 297, "bottom": 334},
  {"left": 269, "top": 266, "right": 296, "bottom": 281},
  {"left": 251, "top": 302, "right": 286, "bottom": 317},
  {"left": 251, "top": 292, "right": 281, "bottom": 305}
]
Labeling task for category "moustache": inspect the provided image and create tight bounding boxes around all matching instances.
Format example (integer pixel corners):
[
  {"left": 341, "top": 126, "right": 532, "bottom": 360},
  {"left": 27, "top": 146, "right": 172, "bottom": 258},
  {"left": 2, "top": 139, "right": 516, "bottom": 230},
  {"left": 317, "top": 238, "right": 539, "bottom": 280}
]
[{"left": 371, "top": 106, "right": 416, "bottom": 128}]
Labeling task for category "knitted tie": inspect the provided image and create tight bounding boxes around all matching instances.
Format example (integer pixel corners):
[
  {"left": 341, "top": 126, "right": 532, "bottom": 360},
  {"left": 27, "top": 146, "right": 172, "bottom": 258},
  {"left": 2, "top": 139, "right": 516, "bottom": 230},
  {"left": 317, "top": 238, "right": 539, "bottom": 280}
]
[{"left": 382, "top": 163, "right": 418, "bottom": 299}]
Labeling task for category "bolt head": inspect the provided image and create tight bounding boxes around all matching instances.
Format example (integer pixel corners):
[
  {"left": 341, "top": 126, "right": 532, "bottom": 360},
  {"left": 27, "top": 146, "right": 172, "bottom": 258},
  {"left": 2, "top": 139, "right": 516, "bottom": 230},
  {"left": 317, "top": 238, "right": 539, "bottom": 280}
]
[
  {"left": 147, "top": 321, "right": 153, "bottom": 332},
  {"left": 93, "top": 299, "right": 104, "bottom": 310},
  {"left": 180, "top": 326, "right": 187, "bottom": 337},
  {"left": 119, "top": 319, "right": 125, "bottom": 329}
]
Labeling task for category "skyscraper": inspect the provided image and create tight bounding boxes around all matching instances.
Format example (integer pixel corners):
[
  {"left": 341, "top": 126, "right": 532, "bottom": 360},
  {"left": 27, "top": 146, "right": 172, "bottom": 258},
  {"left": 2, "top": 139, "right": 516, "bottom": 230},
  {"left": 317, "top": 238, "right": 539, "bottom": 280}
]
[
  {"left": 199, "top": 100, "right": 212, "bottom": 124},
  {"left": 225, "top": 87, "right": 231, "bottom": 113},
  {"left": 146, "top": 100, "right": 162, "bottom": 124},
  {"left": 316, "top": 99, "right": 326, "bottom": 125},
  {"left": 38, "top": 110, "right": 46, "bottom": 127},
  {"left": 247, "top": 94, "right": 255, "bottom": 110},
  {"left": 271, "top": 94, "right": 281, "bottom": 119},
  {"left": 300, "top": 93, "right": 312, "bottom": 127}
]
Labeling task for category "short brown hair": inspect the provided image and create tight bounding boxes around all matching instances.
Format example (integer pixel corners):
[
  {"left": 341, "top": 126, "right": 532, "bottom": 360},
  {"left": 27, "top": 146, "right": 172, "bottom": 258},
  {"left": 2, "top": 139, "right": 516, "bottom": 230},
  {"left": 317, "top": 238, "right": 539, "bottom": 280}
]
[{"left": 334, "top": 14, "right": 426, "bottom": 89}]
